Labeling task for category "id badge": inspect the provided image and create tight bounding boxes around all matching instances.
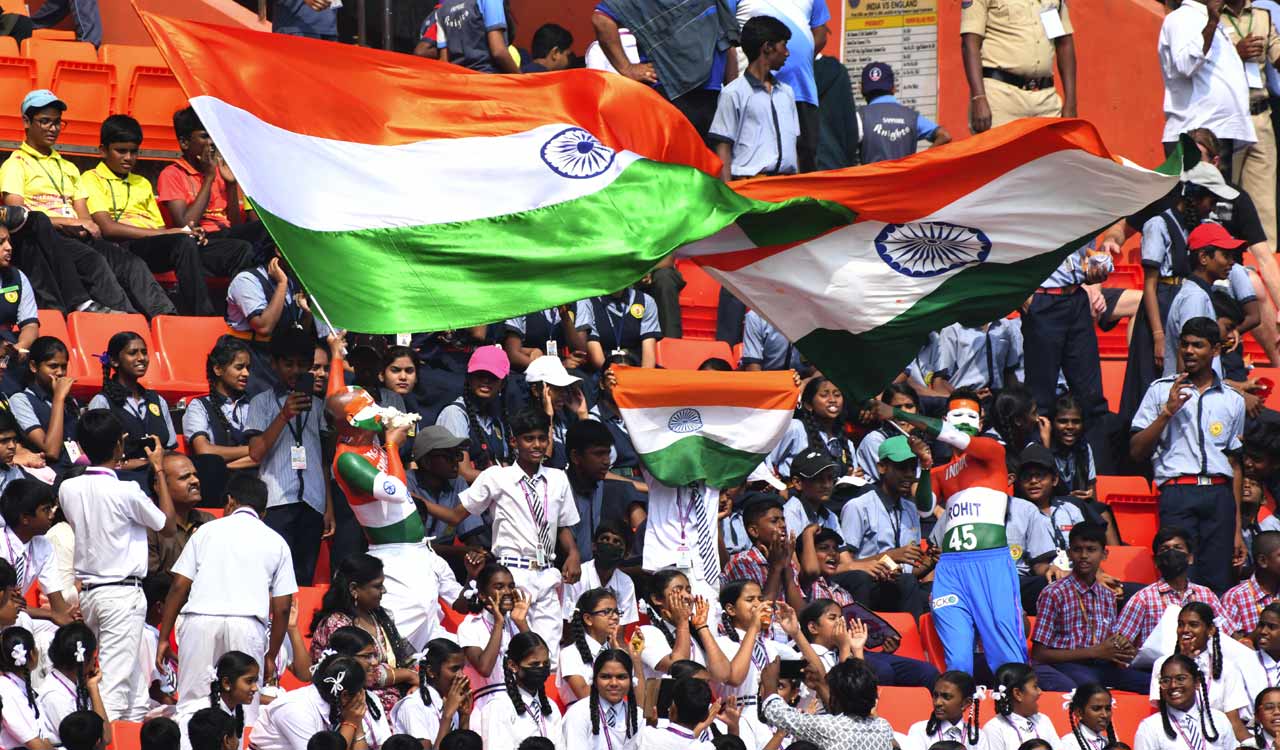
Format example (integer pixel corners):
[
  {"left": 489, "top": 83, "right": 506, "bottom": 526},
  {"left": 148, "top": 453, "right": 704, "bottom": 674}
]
[
  {"left": 290, "top": 445, "right": 307, "bottom": 470},
  {"left": 63, "top": 440, "right": 83, "bottom": 464},
  {"left": 676, "top": 545, "right": 693, "bottom": 571},
  {"left": 1040, "top": 7, "right": 1066, "bottom": 39},
  {"left": 1052, "top": 549, "right": 1071, "bottom": 571},
  {"left": 535, "top": 548, "right": 547, "bottom": 568},
  {"left": 1246, "top": 61, "right": 1264, "bottom": 89},
  {"left": 396, "top": 333, "right": 411, "bottom": 347},
  {"left": 546, "top": 340, "right": 558, "bottom": 358}
]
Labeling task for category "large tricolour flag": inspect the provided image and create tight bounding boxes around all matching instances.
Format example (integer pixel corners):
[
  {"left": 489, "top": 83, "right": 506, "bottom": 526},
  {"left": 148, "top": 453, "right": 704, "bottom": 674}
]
[{"left": 612, "top": 367, "right": 797, "bottom": 487}]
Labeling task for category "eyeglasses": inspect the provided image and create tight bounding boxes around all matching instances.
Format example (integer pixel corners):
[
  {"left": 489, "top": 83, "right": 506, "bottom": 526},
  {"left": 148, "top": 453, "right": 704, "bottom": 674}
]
[
  {"left": 588, "top": 607, "right": 622, "bottom": 617},
  {"left": 1158, "top": 674, "right": 1194, "bottom": 687}
]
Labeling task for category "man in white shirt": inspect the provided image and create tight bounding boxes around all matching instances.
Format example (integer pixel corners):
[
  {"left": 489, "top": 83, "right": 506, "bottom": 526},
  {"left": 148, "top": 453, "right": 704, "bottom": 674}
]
[
  {"left": 155, "top": 473, "right": 296, "bottom": 729},
  {"left": 58, "top": 409, "right": 176, "bottom": 721},
  {"left": 1159, "top": 0, "right": 1257, "bottom": 177}
]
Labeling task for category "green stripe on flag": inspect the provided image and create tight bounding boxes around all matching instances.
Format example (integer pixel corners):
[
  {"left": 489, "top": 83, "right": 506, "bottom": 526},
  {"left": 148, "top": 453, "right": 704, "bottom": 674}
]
[
  {"left": 637, "top": 435, "right": 769, "bottom": 489},
  {"left": 251, "top": 159, "right": 853, "bottom": 335}
]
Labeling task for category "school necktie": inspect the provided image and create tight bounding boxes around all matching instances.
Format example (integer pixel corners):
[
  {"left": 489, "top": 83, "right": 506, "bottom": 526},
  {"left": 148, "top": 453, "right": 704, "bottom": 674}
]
[
  {"left": 1182, "top": 714, "right": 1206, "bottom": 750},
  {"left": 606, "top": 705, "right": 619, "bottom": 727},
  {"left": 522, "top": 475, "right": 555, "bottom": 561},
  {"left": 686, "top": 484, "right": 721, "bottom": 590},
  {"left": 945, "top": 727, "right": 963, "bottom": 742},
  {"left": 751, "top": 634, "right": 769, "bottom": 671},
  {"left": 10, "top": 541, "right": 25, "bottom": 588}
]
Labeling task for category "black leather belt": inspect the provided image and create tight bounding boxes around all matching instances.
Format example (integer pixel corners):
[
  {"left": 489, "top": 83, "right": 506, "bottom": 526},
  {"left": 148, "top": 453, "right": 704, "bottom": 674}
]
[
  {"left": 983, "top": 67, "right": 1054, "bottom": 91},
  {"left": 82, "top": 576, "right": 143, "bottom": 592}
]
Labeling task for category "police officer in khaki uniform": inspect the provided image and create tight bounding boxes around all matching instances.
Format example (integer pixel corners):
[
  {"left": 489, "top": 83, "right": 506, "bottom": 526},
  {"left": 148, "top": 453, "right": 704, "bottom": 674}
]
[
  {"left": 961, "top": 0, "right": 1077, "bottom": 133},
  {"left": 1223, "top": 0, "right": 1280, "bottom": 247}
]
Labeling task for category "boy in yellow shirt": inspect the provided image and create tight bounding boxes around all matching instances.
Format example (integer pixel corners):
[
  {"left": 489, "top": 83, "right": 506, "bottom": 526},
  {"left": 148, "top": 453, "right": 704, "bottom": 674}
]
[{"left": 83, "top": 116, "right": 252, "bottom": 317}]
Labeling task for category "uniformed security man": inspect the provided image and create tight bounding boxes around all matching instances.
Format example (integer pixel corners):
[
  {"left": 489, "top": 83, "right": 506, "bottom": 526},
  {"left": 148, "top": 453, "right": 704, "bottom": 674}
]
[
  {"left": 1130, "top": 316, "right": 1247, "bottom": 594},
  {"left": 961, "top": 0, "right": 1077, "bottom": 133},
  {"left": 1223, "top": 0, "right": 1280, "bottom": 246}
]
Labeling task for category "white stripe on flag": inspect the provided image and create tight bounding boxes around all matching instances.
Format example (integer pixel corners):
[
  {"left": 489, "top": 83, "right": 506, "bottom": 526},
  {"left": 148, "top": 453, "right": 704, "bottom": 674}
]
[
  {"left": 618, "top": 405, "right": 794, "bottom": 454},
  {"left": 189, "top": 95, "right": 641, "bottom": 232}
]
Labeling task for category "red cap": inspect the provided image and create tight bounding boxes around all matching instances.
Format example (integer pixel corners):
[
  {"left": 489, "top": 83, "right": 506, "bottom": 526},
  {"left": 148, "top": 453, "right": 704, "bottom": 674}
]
[{"left": 1188, "top": 222, "right": 1247, "bottom": 252}]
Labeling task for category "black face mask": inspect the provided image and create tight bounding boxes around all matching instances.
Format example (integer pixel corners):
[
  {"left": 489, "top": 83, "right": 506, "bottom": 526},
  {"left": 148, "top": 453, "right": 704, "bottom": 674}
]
[
  {"left": 518, "top": 665, "right": 551, "bottom": 692},
  {"left": 594, "top": 542, "right": 625, "bottom": 567},
  {"left": 1155, "top": 548, "right": 1191, "bottom": 579}
]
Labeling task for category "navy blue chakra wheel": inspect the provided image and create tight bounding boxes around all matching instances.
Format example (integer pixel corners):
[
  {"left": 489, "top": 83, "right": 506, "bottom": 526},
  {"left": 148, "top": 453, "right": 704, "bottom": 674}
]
[
  {"left": 874, "top": 221, "right": 992, "bottom": 278},
  {"left": 540, "top": 127, "right": 617, "bottom": 179}
]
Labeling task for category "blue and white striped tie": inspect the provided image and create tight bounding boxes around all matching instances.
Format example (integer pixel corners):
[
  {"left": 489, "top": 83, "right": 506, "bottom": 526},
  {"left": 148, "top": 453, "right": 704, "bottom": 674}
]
[
  {"left": 1182, "top": 715, "right": 1206, "bottom": 750},
  {"left": 687, "top": 484, "right": 720, "bottom": 590}
]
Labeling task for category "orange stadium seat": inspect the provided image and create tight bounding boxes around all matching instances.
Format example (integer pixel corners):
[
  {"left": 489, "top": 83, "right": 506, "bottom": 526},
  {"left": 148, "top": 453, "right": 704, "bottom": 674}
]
[
  {"left": 878, "top": 611, "right": 926, "bottom": 662},
  {"left": 1100, "top": 359, "right": 1126, "bottom": 411},
  {"left": 65, "top": 311, "right": 161, "bottom": 398},
  {"left": 36, "top": 308, "right": 86, "bottom": 378},
  {"left": 1099, "top": 476, "right": 1159, "bottom": 549},
  {"left": 151, "top": 315, "right": 232, "bottom": 398},
  {"left": 21, "top": 38, "right": 116, "bottom": 146},
  {"left": 918, "top": 612, "right": 946, "bottom": 672},
  {"left": 1252, "top": 367, "right": 1280, "bottom": 410},
  {"left": 31, "top": 29, "right": 77, "bottom": 42},
  {"left": 676, "top": 259, "right": 720, "bottom": 340},
  {"left": 1101, "top": 545, "right": 1159, "bottom": 584},
  {"left": 0, "top": 53, "right": 36, "bottom": 143},
  {"left": 0, "top": 37, "right": 16, "bottom": 57},
  {"left": 656, "top": 337, "right": 732, "bottom": 370},
  {"left": 111, "top": 720, "right": 142, "bottom": 750},
  {"left": 21, "top": 37, "right": 97, "bottom": 88},
  {"left": 1097, "top": 475, "right": 1154, "bottom": 504},
  {"left": 877, "top": 686, "right": 931, "bottom": 732},
  {"left": 102, "top": 44, "right": 184, "bottom": 152}
]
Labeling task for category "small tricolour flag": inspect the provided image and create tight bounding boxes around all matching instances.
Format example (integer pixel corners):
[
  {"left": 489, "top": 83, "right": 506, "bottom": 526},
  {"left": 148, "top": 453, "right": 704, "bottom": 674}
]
[{"left": 612, "top": 367, "right": 798, "bottom": 488}]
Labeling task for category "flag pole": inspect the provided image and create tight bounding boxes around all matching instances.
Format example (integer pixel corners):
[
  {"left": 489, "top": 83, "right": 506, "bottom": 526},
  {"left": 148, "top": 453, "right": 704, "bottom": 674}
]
[{"left": 309, "top": 294, "right": 340, "bottom": 335}]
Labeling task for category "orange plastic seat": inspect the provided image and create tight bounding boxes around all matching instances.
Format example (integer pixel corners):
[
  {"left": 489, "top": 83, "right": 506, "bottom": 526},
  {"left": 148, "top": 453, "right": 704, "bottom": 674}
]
[
  {"left": 917, "top": 612, "right": 946, "bottom": 672},
  {"left": 1100, "top": 359, "right": 1126, "bottom": 413},
  {"left": 65, "top": 311, "right": 159, "bottom": 398},
  {"left": 102, "top": 45, "right": 184, "bottom": 152},
  {"left": 676, "top": 259, "right": 720, "bottom": 340},
  {"left": 1100, "top": 476, "right": 1159, "bottom": 548},
  {"left": 0, "top": 54, "right": 36, "bottom": 143},
  {"left": 1097, "top": 475, "right": 1155, "bottom": 504},
  {"left": 655, "top": 338, "right": 732, "bottom": 370},
  {"left": 878, "top": 611, "right": 927, "bottom": 662},
  {"left": 876, "top": 686, "right": 932, "bottom": 732},
  {"left": 1101, "top": 545, "right": 1159, "bottom": 584},
  {"left": 110, "top": 720, "right": 142, "bottom": 750},
  {"left": 31, "top": 29, "right": 77, "bottom": 42},
  {"left": 151, "top": 315, "right": 232, "bottom": 398},
  {"left": 22, "top": 38, "right": 96, "bottom": 86},
  {"left": 0, "top": 37, "right": 16, "bottom": 57}
]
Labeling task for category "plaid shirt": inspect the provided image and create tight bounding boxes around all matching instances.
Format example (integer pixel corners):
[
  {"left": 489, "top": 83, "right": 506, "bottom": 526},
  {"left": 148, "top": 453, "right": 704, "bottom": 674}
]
[
  {"left": 1031, "top": 574, "right": 1116, "bottom": 649},
  {"left": 1114, "top": 579, "right": 1227, "bottom": 647},
  {"left": 1222, "top": 575, "right": 1280, "bottom": 635},
  {"left": 722, "top": 545, "right": 801, "bottom": 599},
  {"left": 807, "top": 576, "right": 857, "bottom": 607}
]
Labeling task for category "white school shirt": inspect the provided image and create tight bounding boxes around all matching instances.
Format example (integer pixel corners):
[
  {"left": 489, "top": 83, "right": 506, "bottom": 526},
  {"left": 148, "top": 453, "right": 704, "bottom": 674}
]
[
  {"left": 38, "top": 669, "right": 80, "bottom": 743},
  {"left": 561, "top": 695, "right": 634, "bottom": 750},
  {"left": 0, "top": 671, "right": 46, "bottom": 748},
  {"left": 171, "top": 507, "right": 297, "bottom": 620},
  {"left": 250, "top": 684, "right": 391, "bottom": 750},
  {"left": 982, "top": 713, "right": 1062, "bottom": 750},
  {"left": 459, "top": 463, "right": 579, "bottom": 560},
  {"left": 58, "top": 468, "right": 166, "bottom": 583},
  {"left": 480, "top": 685, "right": 563, "bottom": 750},
  {"left": 1060, "top": 723, "right": 1111, "bottom": 750},
  {"left": 0, "top": 524, "right": 55, "bottom": 595},
  {"left": 1133, "top": 704, "right": 1236, "bottom": 750},
  {"left": 641, "top": 474, "right": 721, "bottom": 585},
  {"left": 636, "top": 724, "right": 717, "bottom": 750},
  {"left": 559, "top": 631, "right": 605, "bottom": 706},
  {"left": 713, "top": 629, "right": 798, "bottom": 701},
  {"left": 43, "top": 522, "right": 76, "bottom": 605},
  {"left": 638, "top": 621, "right": 708, "bottom": 681},
  {"left": 906, "top": 718, "right": 990, "bottom": 750},
  {"left": 1158, "top": 0, "right": 1256, "bottom": 144},
  {"left": 456, "top": 611, "right": 518, "bottom": 709},
  {"left": 562, "top": 559, "right": 639, "bottom": 626},
  {"left": 1149, "top": 651, "right": 1249, "bottom": 714},
  {"left": 390, "top": 684, "right": 457, "bottom": 741}
]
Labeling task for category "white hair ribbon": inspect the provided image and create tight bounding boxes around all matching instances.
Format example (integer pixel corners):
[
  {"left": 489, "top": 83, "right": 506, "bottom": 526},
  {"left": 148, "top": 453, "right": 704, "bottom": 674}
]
[
  {"left": 1061, "top": 689, "right": 1076, "bottom": 712},
  {"left": 11, "top": 643, "right": 27, "bottom": 667},
  {"left": 323, "top": 670, "right": 347, "bottom": 698},
  {"left": 74, "top": 642, "right": 86, "bottom": 664}
]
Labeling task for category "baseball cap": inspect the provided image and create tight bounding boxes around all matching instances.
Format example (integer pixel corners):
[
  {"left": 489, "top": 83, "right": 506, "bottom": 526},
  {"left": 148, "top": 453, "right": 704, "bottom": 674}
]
[
  {"left": 525, "top": 355, "right": 581, "bottom": 387},
  {"left": 877, "top": 435, "right": 916, "bottom": 463},
  {"left": 466, "top": 345, "right": 510, "bottom": 380},
  {"left": 746, "top": 462, "right": 787, "bottom": 492},
  {"left": 412, "top": 425, "right": 466, "bottom": 461},
  {"left": 1183, "top": 161, "right": 1240, "bottom": 200},
  {"left": 20, "top": 89, "right": 65, "bottom": 116},
  {"left": 792, "top": 449, "right": 838, "bottom": 479},
  {"left": 861, "top": 62, "right": 894, "bottom": 97},
  {"left": 1188, "top": 222, "right": 1247, "bottom": 252},
  {"left": 1017, "top": 444, "right": 1056, "bottom": 473}
]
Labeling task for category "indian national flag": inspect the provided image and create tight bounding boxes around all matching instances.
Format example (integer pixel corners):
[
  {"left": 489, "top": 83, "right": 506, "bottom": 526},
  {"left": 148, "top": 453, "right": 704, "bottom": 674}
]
[
  {"left": 140, "top": 13, "right": 850, "bottom": 334},
  {"left": 680, "top": 121, "right": 1182, "bottom": 402},
  {"left": 612, "top": 367, "right": 798, "bottom": 487}
]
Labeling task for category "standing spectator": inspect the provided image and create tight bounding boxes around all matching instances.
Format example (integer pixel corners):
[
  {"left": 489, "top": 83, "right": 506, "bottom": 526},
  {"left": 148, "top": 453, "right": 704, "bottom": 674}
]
[
  {"left": 584, "top": 286, "right": 661, "bottom": 369},
  {"left": 592, "top": 0, "right": 739, "bottom": 144},
  {"left": 563, "top": 420, "right": 643, "bottom": 561},
  {"left": 709, "top": 15, "right": 799, "bottom": 182},
  {"left": 1130, "top": 316, "right": 1246, "bottom": 593},
  {"left": 1161, "top": 223, "right": 1240, "bottom": 377},
  {"left": 961, "top": 0, "right": 1076, "bottom": 133},
  {"left": 272, "top": 0, "right": 338, "bottom": 41},
  {"left": 934, "top": 320, "right": 1022, "bottom": 398},
  {"left": 438, "top": 0, "right": 518, "bottom": 73},
  {"left": 814, "top": 51, "right": 859, "bottom": 170},
  {"left": 59, "top": 410, "right": 176, "bottom": 722},
  {"left": 740, "top": 310, "right": 802, "bottom": 372},
  {"left": 29, "top": 0, "right": 100, "bottom": 45},
  {"left": 735, "top": 0, "right": 831, "bottom": 171},
  {"left": 1159, "top": 0, "right": 1256, "bottom": 174},
  {"left": 522, "top": 24, "right": 573, "bottom": 72},
  {"left": 145, "top": 453, "right": 213, "bottom": 577},
  {"left": 1222, "top": 0, "right": 1280, "bottom": 245},
  {"left": 413, "top": 4, "right": 444, "bottom": 59},
  {"left": 857, "top": 62, "right": 950, "bottom": 164}
]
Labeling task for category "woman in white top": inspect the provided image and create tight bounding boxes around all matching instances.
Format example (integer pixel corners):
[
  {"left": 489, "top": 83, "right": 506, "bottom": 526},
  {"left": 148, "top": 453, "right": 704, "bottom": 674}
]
[
  {"left": 561, "top": 648, "right": 640, "bottom": 750},
  {"left": 0, "top": 626, "right": 53, "bottom": 750},
  {"left": 560, "top": 587, "right": 624, "bottom": 706},
  {"left": 249, "top": 655, "right": 390, "bottom": 750},
  {"left": 638, "top": 569, "right": 731, "bottom": 682},
  {"left": 714, "top": 580, "right": 798, "bottom": 750},
  {"left": 37, "top": 623, "right": 110, "bottom": 746},
  {"left": 1147, "top": 602, "right": 1250, "bottom": 741},
  {"left": 981, "top": 663, "right": 1061, "bottom": 750},
  {"left": 1135, "top": 653, "right": 1235, "bottom": 750},
  {"left": 455, "top": 563, "right": 528, "bottom": 711},
  {"left": 1060, "top": 684, "right": 1115, "bottom": 750},
  {"left": 904, "top": 670, "right": 989, "bottom": 750},
  {"left": 390, "top": 639, "right": 473, "bottom": 749},
  {"left": 480, "top": 631, "right": 563, "bottom": 750},
  {"left": 1255, "top": 686, "right": 1280, "bottom": 750}
]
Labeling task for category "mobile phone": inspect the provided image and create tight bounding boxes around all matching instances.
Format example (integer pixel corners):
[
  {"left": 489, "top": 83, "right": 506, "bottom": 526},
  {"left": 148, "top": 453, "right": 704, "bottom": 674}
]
[
  {"left": 293, "top": 372, "right": 315, "bottom": 402},
  {"left": 779, "top": 659, "right": 804, "bottom": 680}
]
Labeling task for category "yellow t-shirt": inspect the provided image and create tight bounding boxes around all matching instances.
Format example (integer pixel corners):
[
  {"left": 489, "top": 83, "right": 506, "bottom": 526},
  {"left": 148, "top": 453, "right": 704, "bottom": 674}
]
[
  {"left": 82, "top": 162, "right": 164, "bottom": 230},
  {"left": 0, "top": 142, "right": 86, "bottom": 218}
]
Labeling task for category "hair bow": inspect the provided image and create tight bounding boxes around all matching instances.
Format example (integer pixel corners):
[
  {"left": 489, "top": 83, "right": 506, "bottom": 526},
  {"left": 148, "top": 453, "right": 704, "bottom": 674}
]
[
  {"left": 990, "top": 685, "right": 1008, "bottom": 702},
  {"left": 207, "top": 665, "right": 220, "bottom": 683},
  {"left": 973, "top": 686, "right": 990, "bottom": 702},
  {"left": 97, "top": 352, "right": 110, "bottom": 367},
  {"left": 11, "top": 643, "right": 27, "bottom": 667},
  {"left": 463, "top": 580, "right": 480, "bottom": 601},
  {"left": 74, "top": 641, "right": 86, "bottom": 664},
  {"left": 310, "top": 648, "right": 338, "bottom": 676},
  {"left": 323, "top": 670, "right": 346, "bottom": 698},
  {"left": 1061, "top": 689, "right": 1076, "bottom": 712}
]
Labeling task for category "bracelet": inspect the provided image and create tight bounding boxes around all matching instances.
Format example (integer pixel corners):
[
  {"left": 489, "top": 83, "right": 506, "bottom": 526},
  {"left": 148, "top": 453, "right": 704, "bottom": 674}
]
[
  {"left": 694, "top": 625, "right": 709, "bottom": 632},
  {"left": 339, "top": 722, "right": 359, "bottom": 733},
  {"left": 971, "top": 94, "right": 987, "bottom": 101}
]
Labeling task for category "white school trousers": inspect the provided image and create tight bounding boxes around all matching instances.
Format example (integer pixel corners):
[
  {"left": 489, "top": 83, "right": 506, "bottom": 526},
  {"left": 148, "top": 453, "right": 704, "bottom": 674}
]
[
  {"left": 510, "top": 566, "right": 565, "bottom": 663},
  {"left": 82, "top": 585, "right": 149, "bottom": 721}
]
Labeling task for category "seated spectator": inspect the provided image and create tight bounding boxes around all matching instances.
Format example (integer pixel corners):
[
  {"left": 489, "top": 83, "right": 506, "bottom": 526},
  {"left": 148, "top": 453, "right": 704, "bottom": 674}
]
[
  {"left": 740, "top": 310, "right": 802, "bottom": 373},
  {"left": 1222, "top": 530, "right": 1280, "bottom": 638},
  {"left": 452, "top": 562, "right": 529, "bottom": 710},
  {"left": 836, "top": 436, "right": 934, "bottom": 617},
  {"left": 139, "top": 716, "right": 179, "bottom": 750},
  {"left": 58, "top": 710, "right": 105, "bottom": 750},
  {"left": 856, "top": 61, "right": 949, "bottom": 164},
  {"left": 1146, "top": 602, "right": 1251, "bottom": 741},
  {"left": 795, "top": 525, "right": 864, "bottom": 605},
  {"left": 934, "top": 319, "right": 1022, "bottom": 399},
  {"left": 87, "top": 331, "right": 178, "bottom": 483},
  {"left": 557, "top": 587, "right": 625, "bottom": 706},
  {"left": 438, "top": 0, "right": 519, "bottom": 73},
  {"left": 522, "top": 24, "right": 573, "bottom": 72},
  {"left": 186, "top": 708, "right": 235, "bottom": 750},
  {"left": 769, "top": 376, "right": 854, "bottom": 478},
  {"left": 1115, "top": 526, "right": 1230, "bottom": 653},
  {"left": 9, "top": 335, "right": 79, "bottom": 475},
  {"left": 251, "top": 655, "right": 391, "bottom": 748},
  {"left": 723, "top": 493, "right": 806, "bottom": 612},
  {"left": 1030, "top": 523, "right": 1148, "bottom": 692},
  {"left": 0, "top": 210, "right": 38, "bottom": 393},
  {"left": 0, "top": 477, "right": 74, "bottom": 629},
  {"left": 183, "top": 336, "right": 255, "bottom": 503},
  {"left": 2, "top": 90, "right": 172, "bottom": 317},
  {"left": 435, "top": 345, "right": 511, "bottom": 483},
  {"left": 636, "top": 568, "right": 731, "bottom": 682},
  {"left": 270, "top": 0, "right": 339, "bottom": 41},
  {"left": 157, "top": 108, "right": 270, "bottom": 257},
  {"left": 783, "top": 449, "right": 840, "bottom": 538},
  {"left": 709, "top": 15, "right": 798, "bottom": 181},
  {"left": 561, "top": 519, "right": 639, "bottom": 630},
  {"left": 83, "top": 116, "right": 253, "bottom": 317},
  {"left": 1049, "top": 394, "right": 1097, "bottom": 503},
  {"left": 502, "top": 303, "right": 591, "bottom": 373},
  {"left": 145, "top": 453, "right": 213, "bottom": 576},
  {"left": 588, "top": 354, "right": 641, "bottom": 479},
  {"left": 564, "top": 421, "right": 644, "bottom": 558},
  {"left": 407, "top": 426, "right": 488, "bottom": 577},
  {"left": 854, "top": 384, "right": 921, "bottom": 481},
  {"left": 584, "top": 286, "right": 660, "bottom": 369},
  {"left": 31, "top": 0, "right": 100, "bottom": 45},
  {"left": 41, "top": 623, "right": 110, "bottom": 745}
]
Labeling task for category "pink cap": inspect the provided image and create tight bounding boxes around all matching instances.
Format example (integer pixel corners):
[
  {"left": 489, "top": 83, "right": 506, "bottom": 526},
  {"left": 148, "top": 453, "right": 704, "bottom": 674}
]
[{"left": 467, "top": 345, "right": 510, "bottom": 380}]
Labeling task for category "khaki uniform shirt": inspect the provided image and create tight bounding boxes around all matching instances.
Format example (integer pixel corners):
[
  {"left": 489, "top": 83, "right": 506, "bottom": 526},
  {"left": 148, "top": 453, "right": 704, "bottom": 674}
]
[
  {"left": 960, "top": 0, "right": 1074, "bottom": 78},
  {"left": 1222, "top": 0, "right": 1280, "bottom": 95}
]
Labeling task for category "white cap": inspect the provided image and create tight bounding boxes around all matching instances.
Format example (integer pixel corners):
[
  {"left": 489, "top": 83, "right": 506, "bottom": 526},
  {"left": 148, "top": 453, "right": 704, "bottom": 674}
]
[
  {"left": 746, "top": 462, "right": 786, "bottom": 492},
  {"left": 525, "top": 355, "right": 582, "bottom": 387},
  {"left": 1183, "top": 161, "right": 1239, "bottom": 200}
]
